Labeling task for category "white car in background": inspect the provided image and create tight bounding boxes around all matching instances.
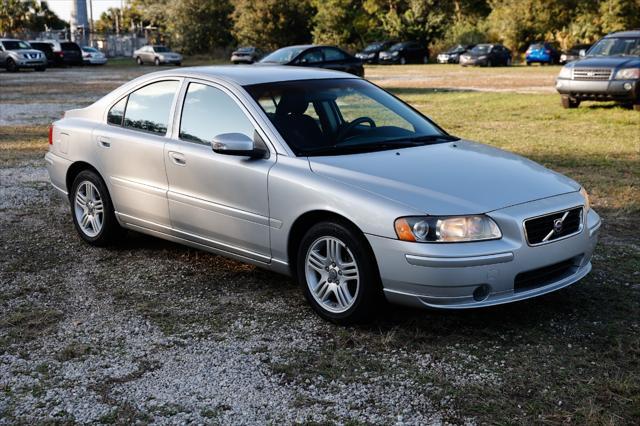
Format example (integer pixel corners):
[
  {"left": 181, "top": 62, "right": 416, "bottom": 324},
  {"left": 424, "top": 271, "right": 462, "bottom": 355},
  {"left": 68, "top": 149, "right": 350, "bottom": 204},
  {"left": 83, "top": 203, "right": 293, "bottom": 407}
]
[
  {"left": 133, "top": 45, "right": 182, "bottom": 66},
  {"left": 81, "top": 46, "right": 107, "bottom": 65}
]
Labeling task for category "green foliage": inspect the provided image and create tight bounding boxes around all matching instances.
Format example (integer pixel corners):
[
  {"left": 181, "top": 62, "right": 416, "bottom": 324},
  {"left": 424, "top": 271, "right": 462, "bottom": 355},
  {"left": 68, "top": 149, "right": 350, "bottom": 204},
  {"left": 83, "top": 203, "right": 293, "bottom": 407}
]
[
  {"left": 168, "top": 0, "right": 233, "bottom": 54},
  {"left": 0, "top": 0, "right": 66, "bottom": 37},
  {"left": 231, "top": 0, "right": 315, "bottom": 50},
  {"left": 312, "top": 0, "right": 367, "bottom": 48}
]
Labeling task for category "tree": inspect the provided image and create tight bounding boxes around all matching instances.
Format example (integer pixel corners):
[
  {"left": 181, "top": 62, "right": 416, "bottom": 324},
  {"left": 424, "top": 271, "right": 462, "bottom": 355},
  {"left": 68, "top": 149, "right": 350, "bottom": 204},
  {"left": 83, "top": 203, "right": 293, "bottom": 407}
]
[
  {"left": 0, "top": 0, "right": 66, "bottom": 37},
  {"left": 232, "top": 0, "right": 315, "bottom": 50},
  {"left": 168, "top": 0, "right": 233, "bottom": 54},
  {"left": 312, "top": 0, "right": 370, "bottom": 48}
]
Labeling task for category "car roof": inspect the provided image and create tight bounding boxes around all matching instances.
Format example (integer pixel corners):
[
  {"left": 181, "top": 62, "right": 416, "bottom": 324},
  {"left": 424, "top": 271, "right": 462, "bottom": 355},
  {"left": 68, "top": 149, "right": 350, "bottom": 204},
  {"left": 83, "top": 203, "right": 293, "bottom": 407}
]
[
  {"left": 146, "top": 65, "right": 357, "bottom": 86},
  {"left": 0, "top": 39, "right": 23, "bottom": 42},
  {"left": 605, "top": 30, "right": 640, "bottom": 38}
]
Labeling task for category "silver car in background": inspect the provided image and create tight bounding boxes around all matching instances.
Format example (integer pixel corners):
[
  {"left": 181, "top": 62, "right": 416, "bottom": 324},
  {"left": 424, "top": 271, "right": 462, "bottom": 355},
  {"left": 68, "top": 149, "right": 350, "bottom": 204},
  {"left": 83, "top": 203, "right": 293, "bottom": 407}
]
[
  {"left": 45, "top": 66, "right": 600, "bottom": 324},
  {"left": 133, "top": 45, "right": 182, "bottom": 66},
  {"left": 0, "top": 39, "right": 47, "bottom": 72}
]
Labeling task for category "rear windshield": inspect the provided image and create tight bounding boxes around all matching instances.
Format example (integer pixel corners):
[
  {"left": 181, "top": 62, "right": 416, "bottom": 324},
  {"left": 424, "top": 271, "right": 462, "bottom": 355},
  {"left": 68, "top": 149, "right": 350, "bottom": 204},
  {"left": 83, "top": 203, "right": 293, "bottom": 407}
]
[
  {"left": 153, "top": 46, "right": 170, "bottom": 52},
  {"left": 30, "top": 43, "right": 52, "bottom": 51},
  {"left": 236, "top": 47, "right": 254, "bottom": 53},
  {"left": 471, "top": 45, "right": 491, "bottom": 54},
  {"left": 2, "top": 40, "right": 31, "bottom": 50},
  {"left": 260, "top": 46, "right": 306, "bottom": 63},
  {"left": 61, "top": 42, "right": 80, "bottom": 51},
  {"left": 529, "top": 43, "right": 543, "bottom": 49}
]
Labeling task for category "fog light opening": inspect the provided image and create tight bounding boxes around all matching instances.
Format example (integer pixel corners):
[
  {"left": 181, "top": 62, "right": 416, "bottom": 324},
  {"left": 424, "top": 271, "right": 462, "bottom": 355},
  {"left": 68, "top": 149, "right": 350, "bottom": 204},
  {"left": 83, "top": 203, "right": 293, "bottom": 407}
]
[
  {"left": 623, "top": 82, "right": 632, "bottom": 91},
  {"left": 473, "top": 284, "right": 491, "bottom": 302}
]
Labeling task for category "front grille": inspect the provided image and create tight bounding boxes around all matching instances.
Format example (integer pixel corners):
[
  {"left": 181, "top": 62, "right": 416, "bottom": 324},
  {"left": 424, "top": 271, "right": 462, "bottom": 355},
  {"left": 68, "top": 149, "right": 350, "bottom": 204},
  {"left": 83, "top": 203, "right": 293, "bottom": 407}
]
[
  {"left": 524, "top": 207, "right": 582, "bottom": 245},
  {"left": 572, "top": 68, "right": 612, "bottom": 81},
  {"left": 514, "top": 257, "right": 579, "bottom": 293}
]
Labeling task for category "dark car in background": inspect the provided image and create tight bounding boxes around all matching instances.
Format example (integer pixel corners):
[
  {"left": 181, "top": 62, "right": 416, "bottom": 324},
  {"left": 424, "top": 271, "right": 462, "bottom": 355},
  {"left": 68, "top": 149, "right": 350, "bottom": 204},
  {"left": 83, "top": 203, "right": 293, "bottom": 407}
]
[
  {"left": 560, "top": 43, "right": 593, "bottom": 64},
  {"left": 258, "top": 45, "right": 364, "bottom": 77},
  {"left": 231, "top": 46, "right": 263, "bottom": 64},
  {"left": 28, "top": 41, "right": 56, "bottom": 66},
  {"left": 37, "top": 40, "right": 83, "bottom": 66},
  {"left": 355, "top": 41, "right": 395, "bottom": 64},
  {"left": 379, "top": 42, "right": 429, "bottom": 64},
  {"left": 437, "top": 44, "right": 475, "bottom": 64},
  {"left": 460, "top": 44, "right": 512, "bottom": 67},
  {"left": 556, "top": 30, "right": 640, "bottom": 110},
  {"left": 525, "top": 42, "right": 561, "bottom": 65}
]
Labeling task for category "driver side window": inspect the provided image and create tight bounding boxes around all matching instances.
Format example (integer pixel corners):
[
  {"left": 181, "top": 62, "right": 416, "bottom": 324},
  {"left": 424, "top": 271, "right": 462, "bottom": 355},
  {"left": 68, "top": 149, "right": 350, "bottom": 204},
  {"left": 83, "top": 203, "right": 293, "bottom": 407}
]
[{"left": 300, "top": 49, "right": 323, "bottom": 63}]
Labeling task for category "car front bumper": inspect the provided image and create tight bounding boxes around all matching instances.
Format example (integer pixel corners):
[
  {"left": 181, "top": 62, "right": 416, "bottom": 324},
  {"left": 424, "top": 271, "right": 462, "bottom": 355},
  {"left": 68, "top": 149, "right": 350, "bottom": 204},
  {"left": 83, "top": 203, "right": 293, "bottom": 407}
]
[
  {"left": 556, "top": 78, "right": 639, "bottom": 102},
  {"left": 366, "top": 192, "right": 601, "bottom": 309},
  {"left": 84, "top": 57, "right": 107, "bottom": 65},
  {"left": 379, "top": 56, "right": 400, "bottom": 64},
  {"left": 15, "top": 57, "right": 47, "bottom": 68},
  {"left": 459, "top": 57, "right": 487, "bottom": 66}
]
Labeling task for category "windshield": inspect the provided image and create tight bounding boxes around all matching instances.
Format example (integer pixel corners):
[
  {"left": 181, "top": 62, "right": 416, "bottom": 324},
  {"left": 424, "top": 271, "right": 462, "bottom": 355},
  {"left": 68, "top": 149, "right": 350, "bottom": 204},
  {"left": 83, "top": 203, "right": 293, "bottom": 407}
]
[
  {"left": 389, "top": 43, "right": 405, "bottom": 52},
  {"left": 447, "top": 45, "right": 465, "bottom": 54},
  {"left": 244, "top": 79, "right": 453, "bottom": 156},
  {"left": 260, "top": 46, "right": 306, "bottom": 63},
  {"left": 588, "top": 37, "right": 640, "bottom": 57},
  {"left": 471, "top": 45, "right": 490, "bottom": 54},
  {"left": 236, "top": 47, "right": 254, "bottom": 53},
  {"left": 2, "top": 40, "right": 31, "bottom": 50},
  {"left": 82, "top": 47, "right": 98, "bottom": 52},
  {"left": 153, "top": 46, "right": 170, "bottom": 52}
]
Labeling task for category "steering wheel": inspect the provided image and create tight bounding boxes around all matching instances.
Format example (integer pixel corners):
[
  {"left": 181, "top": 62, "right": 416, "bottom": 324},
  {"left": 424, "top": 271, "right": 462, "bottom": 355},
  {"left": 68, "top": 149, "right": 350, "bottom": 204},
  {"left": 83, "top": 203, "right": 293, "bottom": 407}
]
[{"left": 336, "top": 117, "right": 376, "bottom": 142}]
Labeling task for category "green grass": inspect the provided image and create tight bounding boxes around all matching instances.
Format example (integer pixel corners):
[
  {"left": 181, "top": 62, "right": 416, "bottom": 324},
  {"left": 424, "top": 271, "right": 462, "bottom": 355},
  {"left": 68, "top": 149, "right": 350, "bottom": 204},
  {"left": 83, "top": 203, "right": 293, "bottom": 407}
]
[{"left": 390, "top": 89, "right": 640, "bottom": 214}]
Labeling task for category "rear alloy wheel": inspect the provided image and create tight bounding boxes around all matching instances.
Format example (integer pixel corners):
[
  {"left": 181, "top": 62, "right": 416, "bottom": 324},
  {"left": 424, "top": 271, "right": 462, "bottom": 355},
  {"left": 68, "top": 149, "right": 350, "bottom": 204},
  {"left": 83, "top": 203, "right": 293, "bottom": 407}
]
[
  {"left": 136, "top": 56, "right": 143, "bottom": 65},
  {"left": 6, "top": 58, "right": 17, "bottom": 72},
  {"left": 154, "top": 57, "right": 160, "bottom": 66},
  {"left": 297, "top": 221, "right": 382, "bottom": 324},
  {"left": 561, "top": 95, "right": 580, "bottom": 109},
  {"left": 70, "top": 170, "right": 123, "bottom": 246}
]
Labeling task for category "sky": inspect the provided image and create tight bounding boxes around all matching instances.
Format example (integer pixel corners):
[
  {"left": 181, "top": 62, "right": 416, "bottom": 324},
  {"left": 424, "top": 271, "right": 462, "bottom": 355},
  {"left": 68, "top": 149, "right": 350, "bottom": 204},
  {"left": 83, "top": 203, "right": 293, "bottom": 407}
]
[{"left": 47, "top": 0, "right": 124, "bottom": 22}]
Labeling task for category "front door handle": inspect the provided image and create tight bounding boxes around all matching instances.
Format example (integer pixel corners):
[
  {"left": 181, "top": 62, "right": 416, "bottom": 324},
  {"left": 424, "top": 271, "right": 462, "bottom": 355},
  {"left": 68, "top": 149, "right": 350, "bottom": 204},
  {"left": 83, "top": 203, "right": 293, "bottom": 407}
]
[
  {"left": 168, "top": 151, "right": 186, "bottom": 166},
  {"left": 98, "top": 136, "right": 111, "bottom": 148}
]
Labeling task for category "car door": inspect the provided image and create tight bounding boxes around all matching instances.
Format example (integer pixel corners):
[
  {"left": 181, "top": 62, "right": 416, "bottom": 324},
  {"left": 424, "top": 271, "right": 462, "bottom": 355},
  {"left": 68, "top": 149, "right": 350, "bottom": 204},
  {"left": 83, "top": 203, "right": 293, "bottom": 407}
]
[
  {"left": 320, "top": 47, "right": 351, "bottom": 72},
  {"left": 93, "top": 78, "right": 181, "bottom": 229},
  {"left": 164, "top": 80, "right": 276, "bottom": 261},
  {"left": 297, "top": 48, "right": 324, "bottom": 68}
]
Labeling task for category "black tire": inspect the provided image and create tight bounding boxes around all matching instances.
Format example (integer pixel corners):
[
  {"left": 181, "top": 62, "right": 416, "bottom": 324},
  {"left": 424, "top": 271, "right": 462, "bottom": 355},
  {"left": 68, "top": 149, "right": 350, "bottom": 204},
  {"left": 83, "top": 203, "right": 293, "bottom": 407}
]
[
  {"left": 422, "top": 55, "right": 428, "bottom": 64},
  {"left": 70, "top": 170, "right": 124, "bottom": 246},
  {"left": 296, "top": 221, "right": 383, "bottom": 324},
  {"left": 6, "top": 58, "right": 17, "bottom": 72},
  {"left": 399, "top": 57, "right": 406, "bottom": 65},
  {"left": 136, "top": 56, "right": 143, "bottom": 65},
  {"left": 561, "top": 95, "right": 580, "bottom": 109},
  {"left": 175, "top": 62, "right": 181, "bottom": 66},
  {"left": 154, "top": 57, "right": 160, "bottom": 66},
  {"left": 634, "top": 103, "right": 640, "bottom": 112},
  {"left": 526, "top": 61, "right": 531, "bottom": 66},
  {"left": 35, "top": 66, "right": 46, "bottom": 72}
]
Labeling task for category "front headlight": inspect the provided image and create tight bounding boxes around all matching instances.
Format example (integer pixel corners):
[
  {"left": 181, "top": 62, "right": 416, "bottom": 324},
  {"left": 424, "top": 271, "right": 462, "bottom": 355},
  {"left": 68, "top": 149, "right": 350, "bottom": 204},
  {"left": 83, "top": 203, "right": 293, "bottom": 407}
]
[
  {"left": 392, "top": 51, "right": 399, "bottom": 56},
  {"left": 615, "top": 68, "right": 640, "bottom": 79},
  {"left": 580, "top": 187, "right": 590, "bottom": 212},
  {"left": 478, "top": 55, "right": 487, "bottom": 60},
  {"left": 558, "top": 66, "right": 572, "bottom": 79},
  {"left": 394, "top": 215, "right": 502, "bottom": 243}
]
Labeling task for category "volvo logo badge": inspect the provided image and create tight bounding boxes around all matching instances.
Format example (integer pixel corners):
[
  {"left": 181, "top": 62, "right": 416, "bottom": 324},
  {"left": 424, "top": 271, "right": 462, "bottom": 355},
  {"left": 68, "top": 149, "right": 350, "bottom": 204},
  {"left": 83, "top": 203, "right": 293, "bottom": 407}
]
[{"left": 553, "top": 217, "right": 564, "bottom": 233}]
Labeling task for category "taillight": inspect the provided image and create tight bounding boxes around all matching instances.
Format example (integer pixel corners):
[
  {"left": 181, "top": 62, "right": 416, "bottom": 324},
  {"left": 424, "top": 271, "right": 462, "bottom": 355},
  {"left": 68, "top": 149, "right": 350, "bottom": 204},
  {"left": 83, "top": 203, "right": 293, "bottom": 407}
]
[{"left": 48, "top": 125, "right": 53, "bottom": 145}]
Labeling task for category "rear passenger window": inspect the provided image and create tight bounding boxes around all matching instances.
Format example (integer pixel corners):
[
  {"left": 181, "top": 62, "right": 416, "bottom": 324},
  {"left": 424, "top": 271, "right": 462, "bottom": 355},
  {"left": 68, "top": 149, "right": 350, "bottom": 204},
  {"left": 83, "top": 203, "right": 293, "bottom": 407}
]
[
  {"left": 123, "top": 80, "right": 178, "bottom": 135},
  {"left": 107, "top": 97, "right": 127, "bottom": 125},
  {"left": 179, "top": 82, "right": 255, "bottom": 145},
  {"left": 323, "top": 48, "right": 347, "bottom": 61}
]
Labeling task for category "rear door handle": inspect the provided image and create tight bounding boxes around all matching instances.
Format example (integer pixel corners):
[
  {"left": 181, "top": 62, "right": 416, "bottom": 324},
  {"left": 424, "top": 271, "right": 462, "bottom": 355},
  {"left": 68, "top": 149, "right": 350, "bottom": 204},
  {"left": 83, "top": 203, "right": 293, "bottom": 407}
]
[
  {"left": 98, "top": 136, "right": 111, "bottom": 148},
  {"left": 168, "top": 151, "right": 186, "bottom": 166}
]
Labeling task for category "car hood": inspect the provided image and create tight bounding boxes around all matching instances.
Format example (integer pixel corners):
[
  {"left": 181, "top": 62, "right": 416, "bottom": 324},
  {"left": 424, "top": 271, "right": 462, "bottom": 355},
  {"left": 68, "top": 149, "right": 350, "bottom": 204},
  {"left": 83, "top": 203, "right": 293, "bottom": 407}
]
[
  {"left": 568, "top": 56, "right": 640, "bottom": 68},
  {"left": 308, "top": 140, "right": 580, "bottom": 215}
]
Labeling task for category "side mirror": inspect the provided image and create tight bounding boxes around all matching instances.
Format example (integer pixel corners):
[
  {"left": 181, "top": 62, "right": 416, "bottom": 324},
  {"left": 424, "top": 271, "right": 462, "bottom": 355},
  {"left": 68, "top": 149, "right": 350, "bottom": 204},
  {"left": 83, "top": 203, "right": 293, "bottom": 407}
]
[
  {"left": 211, "top": 132, "right": 267, "bottom": 158},
  {"left": 579, "top": 49, "right": 586, "bottom": 57}
]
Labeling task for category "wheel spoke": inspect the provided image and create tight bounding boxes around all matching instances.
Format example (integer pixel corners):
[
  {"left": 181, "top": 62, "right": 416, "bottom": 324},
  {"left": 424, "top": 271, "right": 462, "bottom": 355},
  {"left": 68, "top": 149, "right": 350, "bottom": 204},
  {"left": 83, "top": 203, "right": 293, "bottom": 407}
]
[
  {"left": 327, "top": 238, "right": 341, "bottom": 262},
  {"left": 308, "top": 249, "right": 326, "bottom": 272},
  {"left": 81, "top": 213, "right": 90, "bottom": 228},
  {"left": 90, "top": 215, "right": 100, "bottom": 232},
  {"left": 75, "top": 192, "right": 87, "bottom": 208},
  {"left": 315, "top": 279, "right": 331, "bottom": 300},
  {"left": 341, "top": 262, "right": 359, "bottom": 280},
  {"left": 93, "top": 200, "right": 104, "bottom": 214},
  {"left": 85, "top": 183, "right": 93, "bottom": 200},
  {"left": 334, "top": 284, "right": 351, "bottom": 308}
]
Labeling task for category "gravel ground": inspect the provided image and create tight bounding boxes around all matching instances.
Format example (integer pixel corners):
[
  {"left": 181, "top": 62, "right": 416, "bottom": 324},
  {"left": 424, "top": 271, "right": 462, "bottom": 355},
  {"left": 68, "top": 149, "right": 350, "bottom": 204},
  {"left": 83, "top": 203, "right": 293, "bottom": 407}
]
[{"left": 1, "top": 64, "right": 638, "bottom": 424}]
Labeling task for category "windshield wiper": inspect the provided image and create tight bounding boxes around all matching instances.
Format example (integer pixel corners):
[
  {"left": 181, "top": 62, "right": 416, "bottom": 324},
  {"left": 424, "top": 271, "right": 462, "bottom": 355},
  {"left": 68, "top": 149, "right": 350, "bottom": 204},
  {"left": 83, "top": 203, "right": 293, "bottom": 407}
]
[{"left": 301, "top": 134, "right": 458, "bottom": 157}]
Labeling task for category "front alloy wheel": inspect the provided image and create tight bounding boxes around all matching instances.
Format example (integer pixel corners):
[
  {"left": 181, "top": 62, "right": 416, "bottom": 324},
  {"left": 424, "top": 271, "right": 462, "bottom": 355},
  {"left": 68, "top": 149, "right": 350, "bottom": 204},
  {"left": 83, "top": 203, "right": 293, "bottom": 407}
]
[
  {"left": 297, "top": 221, "right": 382, "bottom": 324},
  {"left": 306, "top": 237, "right": 360, "bottom": 314}
]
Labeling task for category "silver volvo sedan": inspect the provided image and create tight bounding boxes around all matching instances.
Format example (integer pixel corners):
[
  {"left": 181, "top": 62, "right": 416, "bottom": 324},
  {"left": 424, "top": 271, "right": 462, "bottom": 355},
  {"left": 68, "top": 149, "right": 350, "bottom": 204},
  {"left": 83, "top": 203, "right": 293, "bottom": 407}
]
[{"left": 45, "top": 66, "right": 601, "bottom": 324}]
